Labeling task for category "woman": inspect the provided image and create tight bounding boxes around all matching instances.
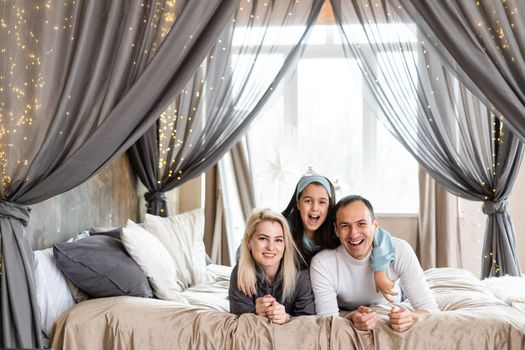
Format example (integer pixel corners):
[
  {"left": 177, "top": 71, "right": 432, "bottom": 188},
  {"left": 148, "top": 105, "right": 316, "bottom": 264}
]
[
  {"left": 282, "top": 175, "right": 397, "bottom": 301},
  {"left": 229, "top": 209, "right": 315, "bottom": 324}
]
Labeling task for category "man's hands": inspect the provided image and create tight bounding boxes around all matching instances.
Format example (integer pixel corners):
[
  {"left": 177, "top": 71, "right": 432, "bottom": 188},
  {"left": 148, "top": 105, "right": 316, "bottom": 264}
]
[
  {"left": 255, "top": 295, "right": 291, "bottom": 325},
  {"left": 346, "top": 306, "right": 378, "bottom": 331},
  {"left": 388, "top": 306, "right": 414, "bottom": 332},
  {"left": 347, "top": 305, "right": 416, "bottom": 332}
]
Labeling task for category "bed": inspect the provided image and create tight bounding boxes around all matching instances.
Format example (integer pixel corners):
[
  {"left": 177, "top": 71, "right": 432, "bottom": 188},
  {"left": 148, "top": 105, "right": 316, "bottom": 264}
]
[
  {"left": 33, "top": 210, "right": 525, "bottom": 349},
  {"left": 48, "top": 267, "right": 525, "bottom": 350}
]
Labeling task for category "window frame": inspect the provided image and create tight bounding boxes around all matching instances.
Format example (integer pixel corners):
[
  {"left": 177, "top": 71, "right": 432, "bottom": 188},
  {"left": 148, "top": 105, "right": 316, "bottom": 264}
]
[{"left": 245, "top": 24, "right": 419, "bottom": 215}]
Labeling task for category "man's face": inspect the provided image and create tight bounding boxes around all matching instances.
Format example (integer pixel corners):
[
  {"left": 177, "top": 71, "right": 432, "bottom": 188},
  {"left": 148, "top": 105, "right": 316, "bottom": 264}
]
[{"left": 334, "top": 200, "right": 377, "bottom": 260}]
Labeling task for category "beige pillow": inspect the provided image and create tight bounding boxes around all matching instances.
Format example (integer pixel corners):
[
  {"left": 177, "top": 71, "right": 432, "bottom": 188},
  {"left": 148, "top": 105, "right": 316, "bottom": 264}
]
[
  {"left": 144, "top": 209, "right": 212, "bottom": 289},
  {"left": 121, "top": 220, "right": 187, "bottom": 303},
  {"left": 65, "top": 278, "right": 90, "bottom": 303}
]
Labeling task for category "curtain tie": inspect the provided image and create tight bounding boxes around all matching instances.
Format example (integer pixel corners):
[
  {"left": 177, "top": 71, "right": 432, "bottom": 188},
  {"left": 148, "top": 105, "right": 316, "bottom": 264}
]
[
  {"left": 0, "top": 200, "right": 31, "bottom": 226},
  {"left": 144, "top": 191, "right": 167, "bottom": 203},
  {"left": 482, "top": 200, "right": 507, "bottom": 215}
]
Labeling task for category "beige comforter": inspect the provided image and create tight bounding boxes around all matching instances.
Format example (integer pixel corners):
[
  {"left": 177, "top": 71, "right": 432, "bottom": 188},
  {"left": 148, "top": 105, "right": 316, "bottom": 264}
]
[{"left": 50, "top": 268, "right": 525, "bottom": 350}]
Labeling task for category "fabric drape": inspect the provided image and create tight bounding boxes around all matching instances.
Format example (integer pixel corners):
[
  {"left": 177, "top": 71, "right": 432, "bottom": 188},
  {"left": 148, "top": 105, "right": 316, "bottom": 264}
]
[
  {"left": 127, "top": 124, "right": 170, "bottom": 215},
  {"left": 418, "top": 168, "right": 461, "bottom": 270},
  {"left": 0, "top": 201, "right": 39, "bottom": 348},
  {"left": 0, "top": 1, "right": 238, "bottom": 347},
  {"left": 228, "top": 141, "right": 255, "bottom": 221},
  {"left": 217, "top": 139, "right": 256, "bottom": 263},
  {"left": 331, "top": 0, "right": 523, "bottom": 278},
  {"left": 128, "top": 0, "right": 325, "bottom": 216},
  {"left": 394, "top": 0, "right": 525, "bottom": 278},
  {"left": 204, "top": 166, "right": 231, "bottom": 265},
  {"left": 203, "top": 140, "right": 254, "bottom": 265},
  {"left": 204, "top": 166, "right": 225, "bottom": 264},
  {"left": 396, "top": 0, "right": 525, "bottom": 141}
]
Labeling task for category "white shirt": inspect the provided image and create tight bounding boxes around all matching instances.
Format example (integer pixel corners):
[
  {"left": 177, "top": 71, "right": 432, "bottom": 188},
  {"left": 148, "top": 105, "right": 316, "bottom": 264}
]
[{"left": 310, "top": 237, "right": 438, "bottom": 316}]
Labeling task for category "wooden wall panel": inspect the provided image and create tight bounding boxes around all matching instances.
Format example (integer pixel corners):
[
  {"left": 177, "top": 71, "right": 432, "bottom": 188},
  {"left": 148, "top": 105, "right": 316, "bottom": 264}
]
[{"left": 27, "top": 155, "right": 139, "bottom": 250}]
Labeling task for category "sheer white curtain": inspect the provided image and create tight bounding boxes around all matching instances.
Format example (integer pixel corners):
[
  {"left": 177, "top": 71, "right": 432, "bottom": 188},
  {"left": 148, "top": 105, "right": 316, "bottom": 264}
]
[
  {"left": 197, "top": 0, "right": 325, "bottom": 264},
  {"left": 247, "top": 23, "right": 419, "bottom": 214}
]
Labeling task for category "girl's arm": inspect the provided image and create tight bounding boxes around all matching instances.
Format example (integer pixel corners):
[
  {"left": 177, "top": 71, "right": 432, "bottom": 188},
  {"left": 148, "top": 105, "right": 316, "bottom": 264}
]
[{"left": 371, "top": 228, "right": 398, "bottom": 301}]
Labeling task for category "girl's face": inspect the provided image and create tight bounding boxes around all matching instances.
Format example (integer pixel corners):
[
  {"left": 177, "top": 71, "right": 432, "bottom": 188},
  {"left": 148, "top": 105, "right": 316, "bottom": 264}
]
[
  {"left": 249, "top": 221, "right": 285, "bottom": 274},
  {"left": 297, "top": 183, "right": 330, "bottom": 239}
]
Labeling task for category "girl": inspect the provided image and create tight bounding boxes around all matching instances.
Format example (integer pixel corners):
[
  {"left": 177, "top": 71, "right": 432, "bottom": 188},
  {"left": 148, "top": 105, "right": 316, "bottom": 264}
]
[
  {"left": 229, "top": 209, "right": 315, "bottom": 324},
  {"left": 282, "top": 175, "right": 397, "bottom": 301}
]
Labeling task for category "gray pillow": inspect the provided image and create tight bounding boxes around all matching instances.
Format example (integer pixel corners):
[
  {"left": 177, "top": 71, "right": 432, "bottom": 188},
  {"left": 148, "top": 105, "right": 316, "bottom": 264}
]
[
  {"left": 53, "top": 235, "right": 153, "bottom": 298},
  {"left": 89, "top": 227, "right": 122, "bottom": 240}
]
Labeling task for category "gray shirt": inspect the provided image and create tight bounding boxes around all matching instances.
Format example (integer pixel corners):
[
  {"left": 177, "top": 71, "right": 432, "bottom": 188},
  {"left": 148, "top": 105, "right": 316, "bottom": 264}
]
[{"left": 229, "top": 265, "right": 315, "bottom": 316}]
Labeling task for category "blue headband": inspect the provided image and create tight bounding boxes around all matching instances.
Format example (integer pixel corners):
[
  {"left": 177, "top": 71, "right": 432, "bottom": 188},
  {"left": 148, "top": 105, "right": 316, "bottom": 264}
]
[{"left": 296, "top": 176, "right": 332, "bottom": 200}]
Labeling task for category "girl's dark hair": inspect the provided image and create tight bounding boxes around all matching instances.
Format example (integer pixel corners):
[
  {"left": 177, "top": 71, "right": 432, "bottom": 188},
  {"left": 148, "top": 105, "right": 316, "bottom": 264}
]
[{"left": 282, "top": 176, "right": 339, "bottom": 267}]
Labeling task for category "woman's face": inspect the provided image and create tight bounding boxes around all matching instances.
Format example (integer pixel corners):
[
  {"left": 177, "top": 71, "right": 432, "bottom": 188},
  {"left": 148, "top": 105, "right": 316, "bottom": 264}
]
[
  {"left": 297, "top": 183, "right": 330, "bottom": 239},
  {"left": 249, "top": 220, "right": 285, "bottom": 273}
]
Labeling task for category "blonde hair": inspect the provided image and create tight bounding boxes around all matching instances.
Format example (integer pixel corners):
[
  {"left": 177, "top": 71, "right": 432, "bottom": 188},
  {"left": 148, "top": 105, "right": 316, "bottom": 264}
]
[{"left": 237, "top": 208, "right": 299, "bottom": 302}]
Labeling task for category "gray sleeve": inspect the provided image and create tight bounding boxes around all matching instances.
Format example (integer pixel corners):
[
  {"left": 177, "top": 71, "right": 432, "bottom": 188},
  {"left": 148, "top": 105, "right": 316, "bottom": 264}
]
[
  {"left": 228, "top": 265, "right": 256, "bottom": 315},
  {"left": 292, "top": 269, "right": 315, "bottom": 316}
]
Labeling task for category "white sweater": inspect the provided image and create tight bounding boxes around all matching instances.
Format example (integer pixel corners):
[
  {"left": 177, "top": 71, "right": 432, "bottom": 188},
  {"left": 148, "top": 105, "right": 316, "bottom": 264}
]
[{"left": 310, "top": 237, "right": 438, "bottom": 316}]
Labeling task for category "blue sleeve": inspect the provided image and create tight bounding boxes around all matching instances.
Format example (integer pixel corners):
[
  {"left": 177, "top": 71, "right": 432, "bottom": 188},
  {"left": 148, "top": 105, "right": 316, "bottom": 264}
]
[{"left": 370, "top": 227, "right": 395, "bottom": 271}]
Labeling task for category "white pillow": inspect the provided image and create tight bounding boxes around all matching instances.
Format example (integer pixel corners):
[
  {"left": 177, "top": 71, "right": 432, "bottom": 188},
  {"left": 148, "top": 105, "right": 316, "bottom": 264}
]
[
  {"left": 121, "top": 220, "right": 187, "bottom": 303},
  {"left": 33, "top": 248, "right": 75, "bottom": 338},
  {"left": 144, "top": 209, "right": 212, "bottom": 289}
]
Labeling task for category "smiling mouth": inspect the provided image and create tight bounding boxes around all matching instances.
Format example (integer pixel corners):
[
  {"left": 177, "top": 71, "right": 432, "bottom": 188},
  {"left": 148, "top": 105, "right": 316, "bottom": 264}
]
[
  {"left": 347, "top": 239, "right": 364, "bottom": 247},
  {"left": 308, "top": 214, "right": 320, "bottom": 224}
]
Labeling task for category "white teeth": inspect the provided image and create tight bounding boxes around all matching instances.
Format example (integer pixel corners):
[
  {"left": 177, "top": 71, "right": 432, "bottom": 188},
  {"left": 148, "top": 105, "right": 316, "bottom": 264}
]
[{"left": 348, "top": 239, "right": 364, "bottom": 245}]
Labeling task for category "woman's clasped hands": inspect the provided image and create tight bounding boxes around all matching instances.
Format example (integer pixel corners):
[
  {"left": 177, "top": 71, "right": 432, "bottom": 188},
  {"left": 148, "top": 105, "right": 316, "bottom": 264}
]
[{"left": 256, "top": 295, "right": 291, "bottom": 325}]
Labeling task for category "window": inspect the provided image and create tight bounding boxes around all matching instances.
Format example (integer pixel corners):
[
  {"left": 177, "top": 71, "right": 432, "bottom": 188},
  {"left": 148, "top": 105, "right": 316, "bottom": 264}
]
[{"left": 247, "top": 24, "right": 419, "bottom": 214}]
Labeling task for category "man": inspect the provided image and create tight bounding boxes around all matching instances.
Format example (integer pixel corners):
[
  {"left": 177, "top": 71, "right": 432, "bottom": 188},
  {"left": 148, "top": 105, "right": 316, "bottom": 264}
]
[{"left": 310, "top": 195, "right": 438, "bottom": 332}]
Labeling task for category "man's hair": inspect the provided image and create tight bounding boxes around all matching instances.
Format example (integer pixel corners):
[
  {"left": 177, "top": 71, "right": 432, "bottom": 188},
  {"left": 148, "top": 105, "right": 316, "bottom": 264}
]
[{"left": 334, "top": 195, "right": 376, "bottom": 221}]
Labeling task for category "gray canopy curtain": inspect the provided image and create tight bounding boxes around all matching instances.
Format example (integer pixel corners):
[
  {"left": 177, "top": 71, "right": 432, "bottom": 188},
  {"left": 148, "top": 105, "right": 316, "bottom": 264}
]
[
  {"left": 393, "top": 0, "right": 525, "bottom": 279},
  {"left": 128, "top": 0, "right": 324, "bottom": 217},
  {"left": 396, "top": 0, "right": 525, "bottom": 141},
  {"left": 0, "top": 1, "right": 238, "bottom": 348},
  {"left": 331, "top": 0, "right": 523, "bottom": 278}
]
